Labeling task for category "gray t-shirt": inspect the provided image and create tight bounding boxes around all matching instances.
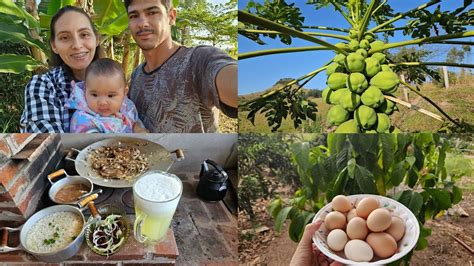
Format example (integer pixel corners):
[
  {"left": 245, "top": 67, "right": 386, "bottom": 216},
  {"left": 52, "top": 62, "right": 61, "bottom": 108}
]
[{"left": 128, "top": 45, "right": 236, "bottom": 133}]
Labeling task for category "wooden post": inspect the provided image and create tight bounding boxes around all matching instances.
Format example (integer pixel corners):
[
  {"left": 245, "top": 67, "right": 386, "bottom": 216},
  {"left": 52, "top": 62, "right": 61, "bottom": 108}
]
[
  {"left": 442, "top": 66, "right": 450, "bottom": 89},
  {"left": 400, "top": 74, "right": 409, "bottom": 102}
]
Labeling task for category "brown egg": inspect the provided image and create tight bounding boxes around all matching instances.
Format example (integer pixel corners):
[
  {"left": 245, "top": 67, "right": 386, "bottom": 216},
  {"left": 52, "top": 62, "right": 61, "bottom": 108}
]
[
  {"left": 366, "top": 232, "right": 398, "bottom": 259},
  {"left": 356, "top": 197, "right": 379, "bottom": 219},
  {"left": 385, "top": 216, "right": 405, "bottom": 241},
  {"left": 346, "top": 217, "right": 368, "bottom": 240},
  {"left": 344, "top": 239, "right": 374, "bottom": 262},
  {"left": 367, "top": 208, "right": 392, "bottom": 232},
  {"left": 324, "top": 211, "right": 346, "bottom": 230},
  {"left": 346, "top": 208, "right": 357, "bottom": 222},
  {"left": 332, "top": 195, "right": 352, "bottom": 213},
  {"left": 327, "top": 229, "right": 348, "bottom": 251}
]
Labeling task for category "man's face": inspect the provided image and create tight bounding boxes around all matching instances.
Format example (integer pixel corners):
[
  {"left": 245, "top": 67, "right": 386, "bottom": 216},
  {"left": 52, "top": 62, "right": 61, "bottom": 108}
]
[{"left": 127, "top": 0, "right": 176, "bottom": 51}]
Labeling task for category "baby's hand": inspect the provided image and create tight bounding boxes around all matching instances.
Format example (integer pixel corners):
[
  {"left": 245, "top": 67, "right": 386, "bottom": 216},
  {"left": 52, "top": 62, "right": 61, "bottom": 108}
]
[{"left": 133, "top": 123, "right": 149, "bottom": 133}]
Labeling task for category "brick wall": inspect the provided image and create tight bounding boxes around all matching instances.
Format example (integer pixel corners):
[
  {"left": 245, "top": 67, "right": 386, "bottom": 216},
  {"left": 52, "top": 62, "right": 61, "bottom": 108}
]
[{"left": 0, "top": 134, "right": 62, "bottom": 227}]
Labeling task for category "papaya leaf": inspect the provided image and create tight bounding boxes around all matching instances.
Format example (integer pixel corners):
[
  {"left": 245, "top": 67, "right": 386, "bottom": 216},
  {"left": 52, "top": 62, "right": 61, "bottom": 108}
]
[
  {"left": 407, "top": 167, "right": 419, "bottom": 188},
  {"left": 289, "top": 212, "right": 306, "bottom": 242},
  {"left": 380, "top": 134, "right": 396, "bottom": 174},
  {"left": 350, "top": 164, "right": 377, "bottom": 194}
]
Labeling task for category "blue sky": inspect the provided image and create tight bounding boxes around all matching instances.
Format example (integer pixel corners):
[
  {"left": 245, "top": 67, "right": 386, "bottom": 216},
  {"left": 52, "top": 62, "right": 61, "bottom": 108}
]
[{"left": 238, "top": 0, "right": 474, "bottom": 95}]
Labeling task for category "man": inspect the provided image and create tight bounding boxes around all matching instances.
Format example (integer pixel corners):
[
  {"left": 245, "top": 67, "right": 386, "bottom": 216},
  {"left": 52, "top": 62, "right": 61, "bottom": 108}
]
[{"left": 124, "top": 0, "right": 237, "bottom": 133}]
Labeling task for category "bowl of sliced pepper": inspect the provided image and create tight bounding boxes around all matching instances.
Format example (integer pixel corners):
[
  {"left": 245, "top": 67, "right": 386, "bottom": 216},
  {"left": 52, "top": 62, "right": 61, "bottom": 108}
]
[{"left": 84, "top": 204, "right": 129, "bottom": 256}]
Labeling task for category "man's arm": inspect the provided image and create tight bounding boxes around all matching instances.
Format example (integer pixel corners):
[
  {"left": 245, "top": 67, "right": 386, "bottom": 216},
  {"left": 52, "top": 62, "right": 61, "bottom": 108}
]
[{"left": 215, "top": 64, "right": 238, "bottom": 108}]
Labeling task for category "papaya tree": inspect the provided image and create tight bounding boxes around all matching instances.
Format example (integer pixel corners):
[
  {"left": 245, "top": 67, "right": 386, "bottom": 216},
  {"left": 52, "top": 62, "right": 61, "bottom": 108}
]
[
  {"left": 239, "top": 0, "right": 474, "bottom": 132},
  {"left": 267, "top": 133, "right": 470, "bottom": 263}
]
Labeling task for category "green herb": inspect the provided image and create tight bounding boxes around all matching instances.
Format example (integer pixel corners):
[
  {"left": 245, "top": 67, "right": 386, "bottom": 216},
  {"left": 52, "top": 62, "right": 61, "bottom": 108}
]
[
  {"left": 53, "top": 232, "right": 59, "bottom": 238},
  {"left": 43, "top": 238, "right": 56, "bottom": 245}
]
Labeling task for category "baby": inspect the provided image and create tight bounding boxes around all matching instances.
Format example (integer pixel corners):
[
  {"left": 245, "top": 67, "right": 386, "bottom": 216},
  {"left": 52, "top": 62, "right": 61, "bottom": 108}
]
[{"left": 65, "top": 58, "right": 148, "bottom": 133}]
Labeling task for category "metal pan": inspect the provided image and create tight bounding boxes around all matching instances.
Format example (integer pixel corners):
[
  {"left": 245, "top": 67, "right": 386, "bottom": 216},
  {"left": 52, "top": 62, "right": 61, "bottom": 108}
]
[
  {"left": 66, "top": 137, "right": 184, "bottom": 188},
  {"left": 0, "top": 194, "right": 98, "bottom": 263},
  {"left": 47, "top": 169, "right": 98, "bottom": 205}
]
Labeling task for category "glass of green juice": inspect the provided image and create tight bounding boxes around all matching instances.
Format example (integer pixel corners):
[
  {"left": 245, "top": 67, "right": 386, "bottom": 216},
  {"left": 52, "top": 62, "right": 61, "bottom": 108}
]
[{"left": 133, "top": 170, "right": 183, "bottom": 244}]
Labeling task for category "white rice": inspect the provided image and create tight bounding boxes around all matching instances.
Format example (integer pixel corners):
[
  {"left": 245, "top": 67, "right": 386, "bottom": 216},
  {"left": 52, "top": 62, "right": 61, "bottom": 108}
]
[{"left": 26, "top": 211, "right": 83, "bottom": 253}]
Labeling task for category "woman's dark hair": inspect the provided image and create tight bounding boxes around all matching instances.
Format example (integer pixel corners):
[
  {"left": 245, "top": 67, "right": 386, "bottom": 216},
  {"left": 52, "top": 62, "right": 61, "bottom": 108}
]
[
  {"left": 49, "top": 6, "right": 102, "bottom": 70},
  {"left": 85, "top": 58, "right": 126, "bottom": 86},
  {"left": 124, "top": 0, "right": 172, "bottom": 12}
]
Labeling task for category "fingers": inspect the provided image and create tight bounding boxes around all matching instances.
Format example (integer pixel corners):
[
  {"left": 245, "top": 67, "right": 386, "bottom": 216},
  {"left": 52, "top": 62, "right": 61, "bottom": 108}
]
[{"left": 301, "top": 218, "right": 323, "bottom": 244}]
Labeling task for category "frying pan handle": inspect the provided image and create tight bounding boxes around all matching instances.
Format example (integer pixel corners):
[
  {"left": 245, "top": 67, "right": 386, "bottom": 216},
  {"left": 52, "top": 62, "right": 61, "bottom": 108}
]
[
  {"left": 64, "top": 148, "right": 81, "bottom": 162},
  {"left": 87, "top": 202, "right": 101, "bottom": 220},
  {"left": 47, "top": 169, "right": 67, "bottom": 183},
  {"left": 0, "top": 226, "right": 22, "bottom": 253},
  {"left": 171, "top": 149, "right": 185, "bottom": 161},
  {"left": 77, "top": 193, "right": 99, "bottom": 208}
]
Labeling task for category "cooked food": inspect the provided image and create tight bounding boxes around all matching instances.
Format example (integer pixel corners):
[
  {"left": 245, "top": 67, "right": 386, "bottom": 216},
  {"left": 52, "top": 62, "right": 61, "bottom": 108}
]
[
  {"left": 26, "top": 211, "right": 83, "bottom": 253},
  {"left": 54, "top": 183, "right": 90, "bottom": 203},
  {"left": 89, "top": 146, "right": 149, "bottom": 181},
  {"left": 88, "top": 214, "right": 126, "bottom": 255}
]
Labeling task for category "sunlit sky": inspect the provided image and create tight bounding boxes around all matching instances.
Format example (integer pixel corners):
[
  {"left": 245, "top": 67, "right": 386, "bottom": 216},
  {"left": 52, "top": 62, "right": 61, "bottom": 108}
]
[{"left": 238, "top": 1, "right": 474, "bottom": 95}]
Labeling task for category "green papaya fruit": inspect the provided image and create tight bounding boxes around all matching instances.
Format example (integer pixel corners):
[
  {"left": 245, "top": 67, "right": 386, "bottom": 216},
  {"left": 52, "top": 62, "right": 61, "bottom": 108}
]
[
  {"left": 327, "top": 105, "right": 350, "bottom": 126},
  {"left": 364, "top": 32, "right": 375, "bottom": 42},
  {"left": 355, "top": 105, "right": 377, "bottom": 129},
  {"left": 365, "top": 57, "right": 381, "bottom": 78},
  {"left": 339, "top": 88, "right": 361, "bottom": 111},
  {"left": 376, "top": 99, "right": 396, "bottom": 115},
  {"left": 355, "top": 48, "right": 368, "bottom": 58},
  {"left": 376, "top": 113, "right": 391, "bottom": 133},
  {"left": 335, "top": 119, "right": 359, "bottom": 133},
  {"left": 380, "top": 64, "right": 392, "bottom": 72},
  {"left": 344, "top": 53, "right": 366, "bottom": 73},
  {"left": 359, "top": 39, "right": 370, "bottom": 49},
  {"left": 349, "top": 29, "right": 358, "bottom": 39},
  {"left": 349, "top": 39, "right": 359, "bottom": 51},
  {"left": 370, "top": 71, "right": 399, "bottom": 92},
  {"left": 371, "top": 52, "right": 386, "bottom": 64},
  {"left": 326, "top": 62, "right": 343, "bottom": 76},
  {"left": 333, "top": 54, "right": 346, "bottom": 65},
  {"left": 322, "top": 87, "right": 344, "bottom": 104},
  {"left": 370, "top": 40, "right": 385, "bottom": 51},
  {"left": 327, "top": 73, "right": 349, "bottom": 90},
  {"left": 361, "top": 86, "right": 385, "bottom": 108},
  {"left": 335, "top": 42, "right": 349, "bottom": 52},
  {"left": 347, "top": 73, "right": 368, "bottom": 94}
]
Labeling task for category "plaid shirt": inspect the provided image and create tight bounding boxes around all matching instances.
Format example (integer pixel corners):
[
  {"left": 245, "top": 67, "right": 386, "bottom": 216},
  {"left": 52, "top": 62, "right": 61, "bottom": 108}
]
[{"left": 20, "top": 66, "right": 75, "bottom": 133}]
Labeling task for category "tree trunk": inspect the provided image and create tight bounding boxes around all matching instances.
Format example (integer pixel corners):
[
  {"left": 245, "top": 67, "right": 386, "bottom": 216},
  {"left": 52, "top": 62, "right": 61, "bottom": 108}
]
[
  {"left": 442, "top": 66, "right": 449, "bottom": 89},
  {"left": 108, "top": 39, "right": 115, "bottom": 60},
  {"left": 122, "top": 32, "right": 131, "bottom": 80},
  {"left": 400, "top": 74, "right": 409, "bottom": 102},
  {"left": 132, "top": 45, "right": 142, "bottom": 71},
  {"left": 25, "top": 0, "right": 47, "bottom": 66}
]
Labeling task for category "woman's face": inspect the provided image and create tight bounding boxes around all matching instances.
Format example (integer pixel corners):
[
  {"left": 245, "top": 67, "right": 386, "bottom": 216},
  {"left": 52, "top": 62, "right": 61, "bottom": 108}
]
[{"left": 51, "top": 11, "right": 99, "bottom": 78}]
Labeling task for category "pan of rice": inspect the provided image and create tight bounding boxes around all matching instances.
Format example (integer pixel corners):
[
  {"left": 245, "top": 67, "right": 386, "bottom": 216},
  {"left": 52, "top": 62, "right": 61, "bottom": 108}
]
[{"left": 0, "top": 205, "right": 85, "bottom": 262}]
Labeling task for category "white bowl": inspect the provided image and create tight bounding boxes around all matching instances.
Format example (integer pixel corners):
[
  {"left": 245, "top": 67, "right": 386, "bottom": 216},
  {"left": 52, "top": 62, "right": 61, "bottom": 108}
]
[{"left": 312, "top": 194, "right": 420, "bottom": 265}]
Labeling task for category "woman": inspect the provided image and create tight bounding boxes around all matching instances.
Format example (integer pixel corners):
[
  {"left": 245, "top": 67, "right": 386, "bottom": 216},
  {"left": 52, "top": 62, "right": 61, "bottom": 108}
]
[{"left": 20, "top": 6, "right": 102, "bottom": 132}]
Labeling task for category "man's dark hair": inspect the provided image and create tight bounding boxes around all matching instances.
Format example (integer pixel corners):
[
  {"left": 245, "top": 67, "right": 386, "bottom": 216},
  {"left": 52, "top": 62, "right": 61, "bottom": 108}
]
[
  {"left": 49, "top": 6, "right": 102, "bottom": 69},
  {"left": 124, "top": 0, "right": 172, "bottom": 12},
  {"left": 85, "top": 58, "right": 126, "bottom": 85}
]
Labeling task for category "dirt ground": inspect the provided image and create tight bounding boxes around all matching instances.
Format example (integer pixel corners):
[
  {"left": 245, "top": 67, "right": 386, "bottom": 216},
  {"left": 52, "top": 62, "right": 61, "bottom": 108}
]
[{"left": 239, "top": 177, "right": 474, "bottom": 265}]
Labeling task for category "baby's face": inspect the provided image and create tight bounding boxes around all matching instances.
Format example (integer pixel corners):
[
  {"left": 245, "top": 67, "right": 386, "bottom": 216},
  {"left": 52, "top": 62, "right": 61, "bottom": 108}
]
[{"left": 85, "top": 72, "right": 126, "bottom": 117}]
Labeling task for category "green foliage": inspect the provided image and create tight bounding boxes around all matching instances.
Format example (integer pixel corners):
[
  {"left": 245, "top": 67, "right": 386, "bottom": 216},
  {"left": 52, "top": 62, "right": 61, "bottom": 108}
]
[
  {"left": 241, "top": 0, "right": 304, "bottom": 45},
  {"left": 269, "top": 134, "right": 465, "bottom": 253},
  {"left": 0, "top": 42, "right": 31, "bottom": 132}
]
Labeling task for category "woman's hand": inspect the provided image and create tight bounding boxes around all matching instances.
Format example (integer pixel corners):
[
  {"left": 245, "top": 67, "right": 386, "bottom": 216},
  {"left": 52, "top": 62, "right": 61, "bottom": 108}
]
[{"left": 290, "top": 219, "right": 343, "bottom": 266}]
